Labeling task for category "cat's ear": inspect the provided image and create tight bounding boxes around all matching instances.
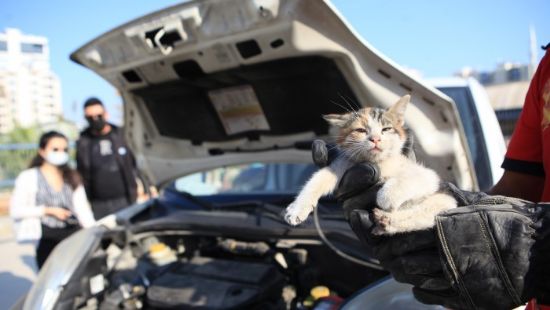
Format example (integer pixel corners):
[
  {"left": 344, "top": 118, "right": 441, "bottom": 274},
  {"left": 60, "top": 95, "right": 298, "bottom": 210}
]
[
  {"left": 387, "top": 95, "right": 410, "bottom": 125},
  {"left": 323, "top": 113, "right": 353, "bottom": 128}
]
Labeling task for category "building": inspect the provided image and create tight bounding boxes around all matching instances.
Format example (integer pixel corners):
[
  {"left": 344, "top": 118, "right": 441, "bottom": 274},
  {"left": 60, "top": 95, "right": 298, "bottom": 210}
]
[
  {"left": 453, "top": 27, "right": 541, "bottom": 142},
  {"left": 485, "top": 81, "right": 529, "bottom": 140},
  {"left": 458, "top": 26, "right": 539, "bottom": 88},
  {"left": 457, "top": 63, "right": 532, "bottom": 141},
  {"left": 457, "top": 62, "right": 531, "bottom": 87},
  {"left": 0, "top": 28, "right": 62, "bottom": 134}
]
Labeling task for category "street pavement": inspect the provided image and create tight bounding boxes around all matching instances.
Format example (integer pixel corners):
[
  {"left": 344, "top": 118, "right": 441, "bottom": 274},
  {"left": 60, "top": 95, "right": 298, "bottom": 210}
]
[{"left": 0, "top": 216, "right": 36, "bottom": 309}]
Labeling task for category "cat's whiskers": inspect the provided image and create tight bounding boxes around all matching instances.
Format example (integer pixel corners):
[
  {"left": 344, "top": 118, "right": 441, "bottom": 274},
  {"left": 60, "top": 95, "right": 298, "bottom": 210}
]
[
  {"left": 332, "top": 151, "right": 349, "bottom": 163},
  {"left": 337, "top": 93, "right": 360, "bottom": 118},
  {"left": 330, "top": 100, "right": 355, "bottom": 115},
  {"left": 325, "top": 144, "right": 343, "bottom": 153},
  {"left": 342, "top": 142, "right": 367, "bottom": 162},
  {"left": 325, "top": 146, "right": 339, "bottom": 152},
  {"left": 343, "top": 148, "right": 358, "bottom": 161}
]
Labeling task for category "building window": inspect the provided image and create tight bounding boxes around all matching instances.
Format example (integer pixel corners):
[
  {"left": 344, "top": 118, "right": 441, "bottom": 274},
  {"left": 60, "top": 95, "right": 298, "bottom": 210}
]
[
  {"left": 0, "top": 41, "right": 7, "bottom": 51},
  {"left": 507, "top": 68, "right": 521, "bottom": 82},
  {"left": 21, "top": 43, "right": 43, "bottom": 54},
  {"left": 478, "top": 72, "right": 493, "bottom": 85}
]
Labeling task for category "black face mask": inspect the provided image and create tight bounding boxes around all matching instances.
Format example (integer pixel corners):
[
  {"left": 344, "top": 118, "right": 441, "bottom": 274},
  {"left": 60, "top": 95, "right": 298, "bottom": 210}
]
[{"left": 86, "top": 115, "right": 106, "bottom": 132}]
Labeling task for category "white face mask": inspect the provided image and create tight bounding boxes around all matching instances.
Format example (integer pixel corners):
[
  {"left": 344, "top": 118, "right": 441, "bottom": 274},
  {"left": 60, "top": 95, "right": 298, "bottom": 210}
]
[{"left": 45, "top": 151, "right": 69, "bottom": 166}]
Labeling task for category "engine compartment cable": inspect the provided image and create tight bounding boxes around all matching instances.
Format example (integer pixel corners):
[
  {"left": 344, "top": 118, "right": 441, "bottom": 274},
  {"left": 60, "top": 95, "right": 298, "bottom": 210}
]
[{"left": 313, "top": 205, "right": 383, "bottom": 270}]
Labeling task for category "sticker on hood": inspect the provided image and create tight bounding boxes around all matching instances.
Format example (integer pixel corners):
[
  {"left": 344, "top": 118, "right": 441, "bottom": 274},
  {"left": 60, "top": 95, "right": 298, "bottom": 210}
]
[{"left": 208, "top": 85, "right": 270, "bottom": 135}]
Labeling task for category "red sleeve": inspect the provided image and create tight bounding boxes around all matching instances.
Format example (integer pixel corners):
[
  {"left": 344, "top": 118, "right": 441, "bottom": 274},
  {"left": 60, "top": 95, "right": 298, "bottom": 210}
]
[{"left": 502, "top": 49, "right": 550, "bottom": 176}]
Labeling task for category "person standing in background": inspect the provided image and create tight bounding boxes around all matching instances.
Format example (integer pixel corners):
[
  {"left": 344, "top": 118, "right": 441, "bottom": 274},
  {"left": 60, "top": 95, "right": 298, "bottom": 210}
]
[
  {"left": 76, "top": 97, "right": 139, "bottom": 220},
  {"left": 10, "top": 131, "right": 95, "bottom": 269}
]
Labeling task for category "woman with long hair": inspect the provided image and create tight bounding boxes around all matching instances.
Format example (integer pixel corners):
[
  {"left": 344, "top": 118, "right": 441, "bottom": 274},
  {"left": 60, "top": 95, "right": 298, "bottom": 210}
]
[{"left": 9, "top": 131, "right": 95, "bottom": 269}]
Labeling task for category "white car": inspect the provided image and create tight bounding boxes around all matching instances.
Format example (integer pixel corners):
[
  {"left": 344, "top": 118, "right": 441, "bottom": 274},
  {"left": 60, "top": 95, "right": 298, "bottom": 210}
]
[
  {"left": 430, "top": 77, "right": 506, "bottom": 190},
  {"left": 17, "top": 0, "right": 481, "bottom": 309}
]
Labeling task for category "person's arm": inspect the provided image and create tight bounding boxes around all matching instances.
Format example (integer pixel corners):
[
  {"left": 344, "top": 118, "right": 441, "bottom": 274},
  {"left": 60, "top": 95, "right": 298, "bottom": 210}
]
[
  {"left": 73, "top": 185, "right": 95, "bottom": 228},
  {"left": 72, "top": 185, "right": 96, "bottom": 227},
  {"left": 10, "top": 170, "right": 73, "bottom": 221},
  {"left": 127, "top": 142, "right": 157, "bottom": 199},
  {"left": 492, "top": 48, "right": 550, "bottom": 202},
  {"left": 9, "top": 170, "right": 45, "bottom": 219},
  {"left": 489, "top": 170, "right": 544, "bottom": 202},
  {"left": 75, "top": 138, "right": 92, "bottom": 198}
]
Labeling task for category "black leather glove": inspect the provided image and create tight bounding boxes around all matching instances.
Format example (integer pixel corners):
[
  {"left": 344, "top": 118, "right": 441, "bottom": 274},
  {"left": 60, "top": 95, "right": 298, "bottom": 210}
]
[
  {"left": 312, "top": 140, "right": 467, "bottom": 307},
  {"left": 531, "top": 208, "right": 550, "bottom": 305},
  {"left": 433, "top": 200, "right": 550, "bottom": 309},
  {"left": 342, "top": 167, "right": 550, "bottom": 309},
  {"left": 338, "top": 164, "right": 469, "bottom": 309},
  {"left": 311, "top": 139, "right": 550, "bottom": 309}
]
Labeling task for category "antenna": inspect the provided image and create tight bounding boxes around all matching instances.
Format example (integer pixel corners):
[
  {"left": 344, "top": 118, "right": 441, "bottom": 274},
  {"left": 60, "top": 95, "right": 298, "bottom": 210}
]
[{"left": 529, "top": 24, "right": 538, "bottom": 78}]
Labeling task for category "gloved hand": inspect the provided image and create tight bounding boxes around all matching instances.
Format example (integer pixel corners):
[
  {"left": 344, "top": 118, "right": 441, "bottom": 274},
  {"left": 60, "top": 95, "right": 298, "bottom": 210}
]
[
  {"left": 311, "top": 139, "right": 550, "bottom": 309},
  {"left": 338, "top": 164, "right": 469, "bottom": 309},
  {"left": 312, "top": 140, "right": 472, "bottom": 308},
  {"left": 521, "top": 205, "right": 550, "bottom": 305}
]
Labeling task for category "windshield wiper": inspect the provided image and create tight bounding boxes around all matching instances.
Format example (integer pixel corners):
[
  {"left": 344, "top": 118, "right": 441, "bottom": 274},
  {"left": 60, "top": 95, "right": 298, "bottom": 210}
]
[
  {"left": 175, "top": 190, "right": 215, "bottom": 210},
  {"left": 211, "top": 200, "right": 289, "bottom": 225}
]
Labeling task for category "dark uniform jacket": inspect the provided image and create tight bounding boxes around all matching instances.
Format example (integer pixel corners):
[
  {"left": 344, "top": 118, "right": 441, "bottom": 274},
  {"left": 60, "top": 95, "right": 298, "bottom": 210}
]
[{"left": 76, "top": 124, "right": 138, "bottom": 204}]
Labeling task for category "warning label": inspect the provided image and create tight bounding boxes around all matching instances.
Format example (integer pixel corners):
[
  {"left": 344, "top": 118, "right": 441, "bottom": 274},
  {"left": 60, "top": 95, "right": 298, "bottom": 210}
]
[{"left": 208, "top": 85, "right": 270, "bottom": 135}]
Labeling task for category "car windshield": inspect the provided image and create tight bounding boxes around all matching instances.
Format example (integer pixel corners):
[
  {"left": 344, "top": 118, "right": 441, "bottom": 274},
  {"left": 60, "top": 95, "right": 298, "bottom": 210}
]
[
  {"left": 436, "top": 86, "right": 492, "bottom": 189},
  {"left": 173, "top": 162, "right": 317, "bottom": 195}
]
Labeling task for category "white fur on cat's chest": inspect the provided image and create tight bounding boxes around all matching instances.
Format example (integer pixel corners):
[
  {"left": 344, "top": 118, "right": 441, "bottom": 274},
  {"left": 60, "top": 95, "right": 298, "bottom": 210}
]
[{"left": 377, "top": 155, "right": 410, "bottom": 180}]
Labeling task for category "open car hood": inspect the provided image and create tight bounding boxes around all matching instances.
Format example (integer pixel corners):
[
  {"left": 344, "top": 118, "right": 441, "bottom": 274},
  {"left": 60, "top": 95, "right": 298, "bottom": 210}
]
[{"left": 71, "top": 0, "right": 477, "bottom": 189}]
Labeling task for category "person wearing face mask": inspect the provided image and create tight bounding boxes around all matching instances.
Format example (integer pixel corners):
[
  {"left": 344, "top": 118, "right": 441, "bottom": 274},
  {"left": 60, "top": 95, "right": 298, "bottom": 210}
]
[
  {"left": 9, "top": 131, "right": 95, "bottom": 269},
  {"left": 76, "top": 97, "right": 140, "bottom": 219}
]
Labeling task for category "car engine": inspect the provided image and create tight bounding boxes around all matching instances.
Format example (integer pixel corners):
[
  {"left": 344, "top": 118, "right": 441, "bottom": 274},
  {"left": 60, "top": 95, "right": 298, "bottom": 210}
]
[{"left": 64, "top": 231, "right": 386, "bottom": 310}]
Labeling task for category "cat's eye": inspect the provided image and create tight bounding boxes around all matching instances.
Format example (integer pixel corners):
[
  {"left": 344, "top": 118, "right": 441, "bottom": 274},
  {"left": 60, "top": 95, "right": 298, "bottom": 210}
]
[
  {"left": 382, "top": 127, "right": 393, "bottom": 132},
  {"left": 353, "top": 128, "right": 367, "bottom": 133}
]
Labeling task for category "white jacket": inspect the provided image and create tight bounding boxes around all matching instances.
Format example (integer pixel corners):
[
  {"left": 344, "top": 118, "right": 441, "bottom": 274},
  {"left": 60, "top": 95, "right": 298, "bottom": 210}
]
[{"left": 9, "top": 168, "right": 96, "bottom": 242}]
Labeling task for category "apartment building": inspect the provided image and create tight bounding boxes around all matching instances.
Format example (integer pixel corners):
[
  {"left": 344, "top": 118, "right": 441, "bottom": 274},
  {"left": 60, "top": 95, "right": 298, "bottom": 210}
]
[{"left": 0, "top": 28, "right": 62, "bottom": 134}]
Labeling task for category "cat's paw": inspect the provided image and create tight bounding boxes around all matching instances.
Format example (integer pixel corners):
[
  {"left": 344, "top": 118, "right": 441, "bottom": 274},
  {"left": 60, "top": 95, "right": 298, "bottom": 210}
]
[
  {"left": 371, "top": 226, "right": 387, "bottom": 236},
  {"left": 371, "top": 208, "right": 398, "bottom": 235},
  {"left": 284, "top": 201, "right": 314, "bottom": 226},
  {"left": 373, "top": 208, "right": 390, "bottom": 227}
]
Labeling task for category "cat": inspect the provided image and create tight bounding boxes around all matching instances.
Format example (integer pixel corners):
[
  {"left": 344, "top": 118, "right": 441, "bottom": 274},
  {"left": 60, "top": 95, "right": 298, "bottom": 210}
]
[{"left": 283, "top": 95, "right": 457, "bottom": 235}]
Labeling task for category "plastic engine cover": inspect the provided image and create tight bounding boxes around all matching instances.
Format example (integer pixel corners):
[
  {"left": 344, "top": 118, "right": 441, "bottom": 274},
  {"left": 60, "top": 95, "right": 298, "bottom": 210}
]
[{"left": 146, "top": 257, "right": 284, "bottom": 309}]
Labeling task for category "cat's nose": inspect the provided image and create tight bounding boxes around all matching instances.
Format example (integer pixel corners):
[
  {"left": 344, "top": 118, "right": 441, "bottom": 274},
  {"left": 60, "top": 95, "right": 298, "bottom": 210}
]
[{"left": 369, "top": 136, "right": 381, "bottom": 144}]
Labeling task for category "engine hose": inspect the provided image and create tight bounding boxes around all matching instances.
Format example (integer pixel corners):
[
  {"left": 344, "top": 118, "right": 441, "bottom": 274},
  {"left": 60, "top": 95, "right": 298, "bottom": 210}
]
[{"left": 313, "top": 206, "right": 384, "bottom": 270}]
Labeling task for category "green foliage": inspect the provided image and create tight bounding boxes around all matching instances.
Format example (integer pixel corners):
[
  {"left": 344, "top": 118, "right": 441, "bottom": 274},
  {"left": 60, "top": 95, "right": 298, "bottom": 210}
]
[
  {"left": 0, "top": 125, "right": 42, "bottom": 186},
  {"left": 0, "top": 124, "right": 42, "bottom": 144},
  {"left": 0, "top": 147, "right": 36, "bottom": 182}
]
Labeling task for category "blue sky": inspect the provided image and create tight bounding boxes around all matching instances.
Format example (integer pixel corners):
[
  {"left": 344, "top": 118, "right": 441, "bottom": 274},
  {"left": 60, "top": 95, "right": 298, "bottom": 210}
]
[{"left": 1, "top": 0, "right": 549, "bottom": 126}]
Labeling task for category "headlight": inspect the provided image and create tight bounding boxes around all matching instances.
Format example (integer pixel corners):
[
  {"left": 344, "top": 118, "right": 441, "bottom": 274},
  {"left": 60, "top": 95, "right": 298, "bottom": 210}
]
[{"left": 22, "top": 226, "right": 105, "bottom": 310}]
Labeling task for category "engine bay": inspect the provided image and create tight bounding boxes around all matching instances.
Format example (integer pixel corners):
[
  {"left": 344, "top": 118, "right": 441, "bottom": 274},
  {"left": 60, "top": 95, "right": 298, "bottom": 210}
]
[{"left": 65, "top": 230, "right": 387, "bottom": 310}]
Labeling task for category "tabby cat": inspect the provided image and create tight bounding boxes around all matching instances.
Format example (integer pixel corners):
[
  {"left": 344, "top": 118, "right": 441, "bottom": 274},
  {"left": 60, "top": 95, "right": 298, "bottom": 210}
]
[{"left": 283, "top": 95, "right": 456, "bottom": 235}]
